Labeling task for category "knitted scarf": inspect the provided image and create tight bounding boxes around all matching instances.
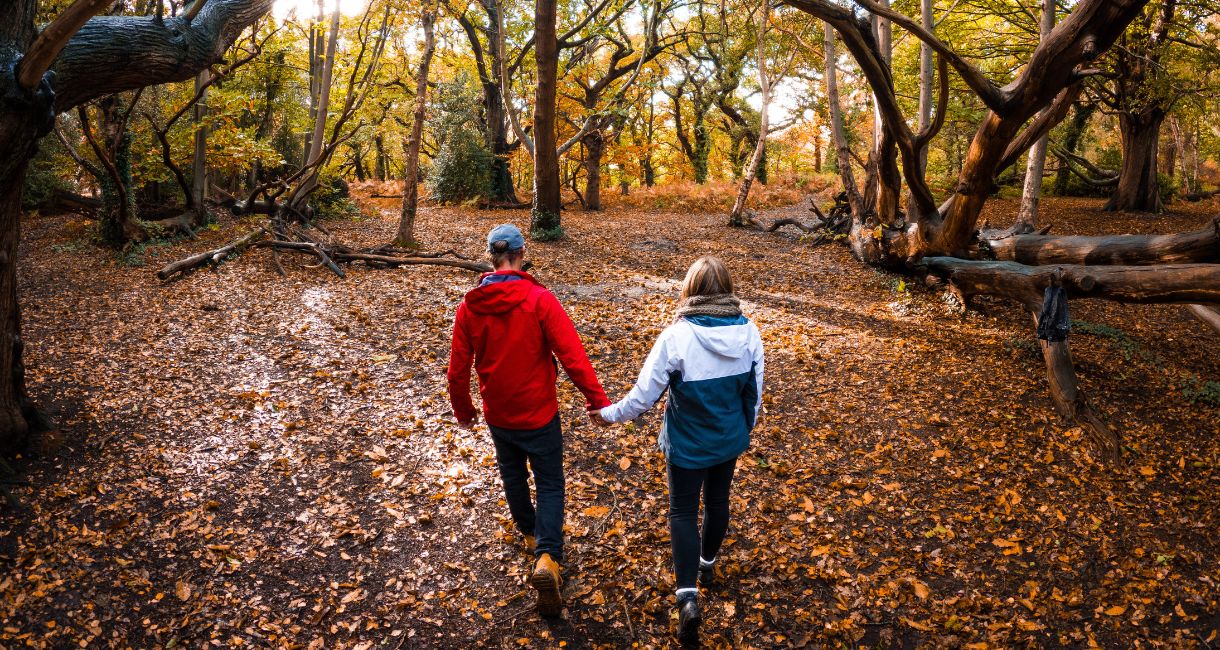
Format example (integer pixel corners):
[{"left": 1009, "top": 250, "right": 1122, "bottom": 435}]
[{"left": 675, "top": 293, "right": 742, "bottom": 320}]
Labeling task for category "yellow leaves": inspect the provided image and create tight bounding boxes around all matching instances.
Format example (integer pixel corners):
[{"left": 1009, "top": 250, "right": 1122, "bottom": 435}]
[
  {"left": 932, "top": 448, "right": 949, "bottom": 460},
  {"left": 174, "top": 580, "right": 192, "bottom": 601},
  {"left": 618, "top": 457, "right": 632, "bottom": 470},
  {"left": 1101, "top": 604, "right": 1128, "bottom": 616},
  {"left": 901, "top": 617, "right": 933, "bottom": 631},
  {"left": 911, "top": 580, "right": 931, "bottom": 600},
  {"left": 582, "top": 505, "right": 610, "bottom": 518},
  {"left": 1138, "top": 466, "right": 1156, "bottom": 477}
]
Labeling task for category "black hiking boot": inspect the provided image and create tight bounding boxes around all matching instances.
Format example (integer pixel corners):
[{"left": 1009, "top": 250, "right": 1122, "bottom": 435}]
[{"left": 677, "top": 595, "right": 701, "bottom": 646}]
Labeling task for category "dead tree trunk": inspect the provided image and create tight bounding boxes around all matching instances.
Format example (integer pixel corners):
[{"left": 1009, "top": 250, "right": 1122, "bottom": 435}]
[{"left": 395, "top": 3, "right": 436, "bottom": 248}]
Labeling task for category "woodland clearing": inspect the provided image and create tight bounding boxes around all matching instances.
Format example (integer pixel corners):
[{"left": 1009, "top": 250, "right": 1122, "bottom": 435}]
[{"left": 0, "top": 191, "right": 1216, "bottom": 648}]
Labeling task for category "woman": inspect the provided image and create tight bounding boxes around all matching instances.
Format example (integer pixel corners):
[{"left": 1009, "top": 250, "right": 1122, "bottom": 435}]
[{"left": 590, "top": 256, "right": 764, "bottom": 645}]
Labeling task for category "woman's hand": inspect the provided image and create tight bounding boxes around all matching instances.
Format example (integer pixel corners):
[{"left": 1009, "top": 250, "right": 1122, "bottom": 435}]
[{"left": 587, "top": 408, "right": 612, "bottom": 427}]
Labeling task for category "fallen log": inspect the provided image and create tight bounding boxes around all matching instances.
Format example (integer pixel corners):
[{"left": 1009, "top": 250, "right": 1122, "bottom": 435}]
[
  {"left": 987, "top": 216, "right": 1219, "bottom": 266},
  {"left": 1187, "top": 304, "right": 1220, "bottom": 337},
  {"left": 922, "top": 258, "right": 1220, "bottom": 309}
]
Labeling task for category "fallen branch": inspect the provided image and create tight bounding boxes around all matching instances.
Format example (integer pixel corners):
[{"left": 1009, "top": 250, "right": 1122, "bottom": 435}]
[
  {"left": 1187, "top": 304, "right": 1220, "bottom": 337},
  {"left": 156, "top": 227, "right": 267, "bottom": 280}
]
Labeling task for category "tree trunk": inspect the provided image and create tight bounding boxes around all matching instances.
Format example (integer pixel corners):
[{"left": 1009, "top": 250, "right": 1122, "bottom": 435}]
[
  {"left": 293, "top": 3, "right": 340, "bottom": 212},
  {"left": 191, "top": 69, "right": 210, "bottom": 225},
  {"left": 823, "top": 24, "right": 864, "bottom": 218},
  {"left": 1015, "top": 0, "right": 1056, "bottom": 231},
  {"left": 374, "top": 135, "right": 387, "bottom": 181},
  {"left": 729, "top": 5, "right": 773, "bottom": 226},
  {"left": 396, "top": 4, "right": 436, "bottom": 247},
  {"left": 530, "top": 0, "right": 563, "bottom": 239},
  {"left": 1107, "top": 109, "right": 1165, "bottom": 213},
  {"left": 94, "top": 96, "right": 142, "bottom": 246},
  {"left": 583, "top": 129, "right": 604, "bottom": 211}
]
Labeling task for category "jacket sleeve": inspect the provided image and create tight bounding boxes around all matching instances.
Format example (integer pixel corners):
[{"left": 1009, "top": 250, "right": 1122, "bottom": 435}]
[
  {"left": 750, "top": 321, "right": 765, "bottom": 428},
  {"left": 446, "top": 302, "right": 478, "bottom": 423},
  {"left": 538, "top": 291, "right": 612, "bottom": 409},
  {"left": 600, "top": 329, "right": 674, "bottom": 423}
]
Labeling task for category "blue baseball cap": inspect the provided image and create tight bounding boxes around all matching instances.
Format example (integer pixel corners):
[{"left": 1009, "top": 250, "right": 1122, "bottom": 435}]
[{"left": 487, "top": 223, "right": 525, "bottom": 252}]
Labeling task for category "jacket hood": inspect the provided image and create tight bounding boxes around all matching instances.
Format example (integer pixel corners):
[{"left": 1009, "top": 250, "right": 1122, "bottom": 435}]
[
  {"left": 465, "top": 270, "right": 541, "bottom": 315},
  {"left": 683, "top": 315, "right": 751, "bottom": 359}
]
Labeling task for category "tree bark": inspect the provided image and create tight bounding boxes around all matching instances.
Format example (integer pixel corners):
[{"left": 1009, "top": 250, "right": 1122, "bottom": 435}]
[
  {"left": 1107, "top": 109, "right": 1165, "bottom": 213},
  {"left": 988, "top": 217, "right": 1219, "bottom": 266},
  {"left": 396, "top": 4, "right": 436, "bottom": 247},
  {"left": 1051, "top": 102, "right": 1096, "bottom": 195},
  {"left": 530, "top": 0, "right": 563, "bottom": 238},
  {"left": 583, "top": 129, "right": 604, "bottom": 211},
  {"left": 293, "top": 3, "right": 340, "bottom": 212}
]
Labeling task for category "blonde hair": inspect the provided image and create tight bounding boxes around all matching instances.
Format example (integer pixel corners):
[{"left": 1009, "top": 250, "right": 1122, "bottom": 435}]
[{"left": 680, "top": 256, "right": 734, "bottom": 300}]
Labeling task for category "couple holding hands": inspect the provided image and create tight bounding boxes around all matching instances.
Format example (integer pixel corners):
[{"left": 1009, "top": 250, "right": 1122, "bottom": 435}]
[{"left": 447, "top": 224, "right": 765, "bottom": 644}]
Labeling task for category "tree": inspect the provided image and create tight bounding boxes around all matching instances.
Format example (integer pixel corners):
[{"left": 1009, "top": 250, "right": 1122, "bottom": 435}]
[
  {"left": 0, "top": 0, "right": 274, "bottom": 452},
  {"left": 395, "top": 1, "right": 437, "bottom": 247},
  {"left": 1014, "top": 0, "right": 1056, "bottom": 231},
  {"left": 781, "top": 0, "right": 1220, "bottom": 459},
  {"left": 530, "top": 0, "right": 564, "bottom": 239}
]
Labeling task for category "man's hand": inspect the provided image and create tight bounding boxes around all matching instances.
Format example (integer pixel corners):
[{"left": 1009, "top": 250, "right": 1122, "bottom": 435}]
[{"left": 586, "top": 408, "right": 612, "bottom": 427}]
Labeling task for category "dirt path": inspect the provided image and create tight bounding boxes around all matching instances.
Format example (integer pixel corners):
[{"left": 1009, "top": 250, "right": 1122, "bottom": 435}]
[{"left": 1, "top": 196, "right": 1216, "bottom": 648}]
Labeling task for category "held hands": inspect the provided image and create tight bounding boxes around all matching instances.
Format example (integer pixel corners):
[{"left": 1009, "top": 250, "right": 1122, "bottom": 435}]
[{"left": 587, "top": 407, "right": 612, "bottom": 427}]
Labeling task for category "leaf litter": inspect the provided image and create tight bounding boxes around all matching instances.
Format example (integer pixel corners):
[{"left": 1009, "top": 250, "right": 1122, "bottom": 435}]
[{"left": 0, "top": 193, "right": 1216, "bottom": 648}]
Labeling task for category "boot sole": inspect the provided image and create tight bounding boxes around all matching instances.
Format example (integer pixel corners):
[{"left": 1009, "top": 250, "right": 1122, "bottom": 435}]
[{"left": 530, "top": 570, "right": 562, "bottom": 617}]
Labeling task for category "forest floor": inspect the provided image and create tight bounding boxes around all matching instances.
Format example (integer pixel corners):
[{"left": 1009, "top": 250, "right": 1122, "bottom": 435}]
[{"left": 0, "top": 189, "right": 1217, "bottom": 649}]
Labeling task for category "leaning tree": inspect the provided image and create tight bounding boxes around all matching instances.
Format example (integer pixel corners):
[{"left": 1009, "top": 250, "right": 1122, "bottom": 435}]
[
  {"left": 0, "top": 0, "right": 274, "bottom": 452},
  {"left": 780, "top": 0, "right": 1220, "bottom": 459}
]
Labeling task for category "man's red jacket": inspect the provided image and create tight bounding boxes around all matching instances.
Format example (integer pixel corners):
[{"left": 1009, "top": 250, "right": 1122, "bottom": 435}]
[{"left": 447, "top": 270, "right": 610, "bottom": 430}]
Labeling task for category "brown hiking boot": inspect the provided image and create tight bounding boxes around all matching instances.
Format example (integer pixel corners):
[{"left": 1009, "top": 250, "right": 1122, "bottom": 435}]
[
  {"left": 530, "top": 553, "right": 563, "bottom": 617},
  {"left": 524, "top": 535, "right": 536, "bottom": 555}
]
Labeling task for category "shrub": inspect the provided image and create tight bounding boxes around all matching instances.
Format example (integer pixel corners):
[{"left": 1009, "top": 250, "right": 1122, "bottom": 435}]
[{"left": 428, "top": 127, "right": 493, "bottom": 204}]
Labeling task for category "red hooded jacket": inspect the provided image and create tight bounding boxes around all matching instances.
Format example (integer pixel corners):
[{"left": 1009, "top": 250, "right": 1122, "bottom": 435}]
[{"left": 447, "top": 270, "right": 610, "bottom": 430}]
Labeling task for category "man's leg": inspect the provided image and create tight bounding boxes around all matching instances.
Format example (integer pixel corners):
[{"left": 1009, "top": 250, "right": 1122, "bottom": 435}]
[
  {"left": 490, "top": 429, "right": 536, "bottom": 540},
  {"left": 525, "top": 416, "right": 565, "bottom": 561}
]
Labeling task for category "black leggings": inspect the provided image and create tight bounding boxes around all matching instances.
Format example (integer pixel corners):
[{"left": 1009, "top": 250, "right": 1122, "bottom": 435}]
[{"left": 667, "top": 457, "right": 738, "bottom": 591}]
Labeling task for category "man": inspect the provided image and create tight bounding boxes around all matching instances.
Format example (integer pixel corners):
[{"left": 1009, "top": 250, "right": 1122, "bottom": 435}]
[{"left": 447, "top": 223, "right": 610, "bottom": 617}]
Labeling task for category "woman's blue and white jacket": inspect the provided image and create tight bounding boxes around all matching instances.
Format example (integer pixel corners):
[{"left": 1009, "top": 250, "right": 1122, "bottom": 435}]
[{"left": 600, "top": 314, "right": 764, "bottom": 469}]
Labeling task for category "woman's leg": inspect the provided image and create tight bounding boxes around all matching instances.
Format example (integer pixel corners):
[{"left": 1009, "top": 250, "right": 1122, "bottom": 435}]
[
  {"left": 668, "top": 462, "right": 706, "bottom": 592},
  {"left": 700, "top": 457, "right": 738, "bottom": 563}
]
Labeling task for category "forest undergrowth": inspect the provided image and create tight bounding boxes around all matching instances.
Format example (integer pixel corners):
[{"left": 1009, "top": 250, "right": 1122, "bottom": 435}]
[{"left": 0, "top": 191, "right": 1216, "bottom": 648}]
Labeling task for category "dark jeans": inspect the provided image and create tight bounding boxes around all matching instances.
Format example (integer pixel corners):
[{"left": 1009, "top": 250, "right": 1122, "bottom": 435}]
[
  {"left": 668, "top": 457, "right": 738, "bottom": 591},
  {"left": 488, "top": 415, "right": 565, "bottom": 561}
]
